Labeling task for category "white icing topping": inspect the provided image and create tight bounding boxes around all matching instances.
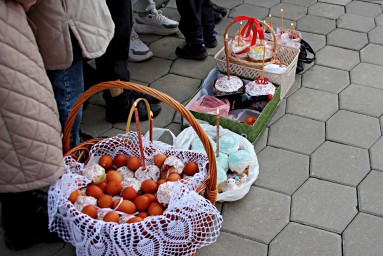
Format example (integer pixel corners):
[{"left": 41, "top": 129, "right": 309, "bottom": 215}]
[
  {"left": 215, "top": 76, "right": 243, "bottom": 93},
  {"left": 121, "top": 178, "right": 142, "bottom": 192},
  {"left": 163, "top": 156, "right": 184, "bottom": 174},
  {"left": 134, "top": 165, "right": 160, "bottom": 182},
  {"left": 245, "top": 80, "right": 275, "bottom": 96},
  {"left": 82, "top": 164, "right": 106, "bottom": 183},
  {"left": 247, "top": 45, "right": 272, "bottom": 61},
  {"left": 157, "top": 181, "right": 174, "bottom": 205}
]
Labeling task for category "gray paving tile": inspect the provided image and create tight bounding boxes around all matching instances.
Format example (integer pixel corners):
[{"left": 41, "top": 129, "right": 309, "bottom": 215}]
[
  {"left": 340, "top": 84, "right": 383, "bottom": 117},
  {"left": 216, "top": 0, "right": 244, "bottom": 9},
  {"left": 297, "top": 15, "right": 336, "bottom": 35},
  {"left": 286, "top": 87, "right": 338, "bottom": 121},
  {"left": 269, "top": 98, "right": 286, "bottom": 126},
  {"left": 327, "top": 28, "right": 368, "bottom": 50},
  {"left": 54, "top": 243, "right": 76, "bottom": 256},
  {"left": 148, "top": 36, "right": 184, "bottom": 60},
  {"left": 376, "top": 13, "right": 383, "bottom": 26},
  {"left": 100, "top": 127, "right": 126, "bottom": 138},
  {"left": 222, "top": 187, "right": 290, "bottom": 244},
  {"left": 311, "top": 141, "right": 370, "bottom": 186},
  {"left": 244, "top": 0, "right": 280, "bottom": 8},
  {"left": 327, "top": 110, "right": 380, "bottom": 149},
  {"left": 137, "top": 33, "right": 163, "bottom": 45},
  {"left": 308, "top": 2, "right": 345, "bottom": 19},
  {"left": 343, "top": 213, "right": 383, "bottom": 256},
  {"left": 269, "top": 222, "right": 342, "bottom": 256},
  {"left": 291, "top": 178, "right": 358, "bottom": 233},
  {"left": 302, "top": 65, "right": 350, "bottom": 94},
  {"left": 229, "top": 3, "right": 269, "bottom": 19},
  {"left": 129, "top": 57, "right": 172, "bottom": 83},
  {"left": 214, "top": 17, "right": 234, "bottom": 37},
  {"left": 346, "top": 0, "right": 382, "bottom": 18},
  {"left": 361, "top": 44, "right": 383, "bottom": 66},
  {"left": 196, "top": 232, "right": 268, "bottom": 256},
  {"left": 337, "top": 14, "right": 375, "bottom": 33},
  {"left": 270, "top": 3, "right": 308, "bottom": 21},
  {"left": 300, "top": 32, "right": 326, "bottom": 52},
  {"left": 369, "top": 26, "right": 383, "bottom": 45},
  {"left": 267, "top": 17, "right": 294, "bottom": 32},
  {"left": 170, "top": 56, "right": 216, "bottom": 80},
  {"left": 268, "top": 114, "right": 325, "bottom": 155},
  {"left": 319, "top": 0, "right": 351, "bottom": 5},
  {"left": 160, "top": 122, "right": 182, "bottom": 145},
  {"left": 254, "top": 127, "right": 268, "bottom": 154},
  {"left": 358, "top": 170, "right": 383, "bottom": 217},
  {"left": 88, "top": 92, "right": 106, "bottom": 107},
  {"left": 370, "top": 136, "right": 383, "bottom": 171},
  {"left": 281, "top": 0, "right": 316, "bottom": 7},
  {"left": 316, "top": 46, "right": 360, "bottom": 71},
  {"left": 351, "top": 63, "right": 383, "bottom": 90},
  {"left": 81, "top": 104, "right": 112, "bottom": 137},
  {"left": 285, "top": 74, "right": 302, "bottom": 98},
  {"left": 255, "top": 146, "right": 309, "bottom": 195},
  {"left": 207, "top": 35, "right": 225, "bottom": 57}
]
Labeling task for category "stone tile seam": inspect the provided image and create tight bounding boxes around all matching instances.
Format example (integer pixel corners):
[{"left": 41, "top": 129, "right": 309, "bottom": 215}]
[
  {"left": 309, "top": 173, "right": 369, "bottom": 189},
  {"left": 219, "top": 228, "right": 271, "bottom": 246},
  {"left": 339, "top": 105, "right": 383, "bottom": 118},
  {"left": 358, "top": 209, "right": 383, "bottom": 219},
  {"left": 252, "top": 184, "right": 297, "bottom": 197},
  {"left": 266, "top": 142, "right": 320, "bottom": 156},
  {"left": 290, "top": 216, "right": 349, "bottom": 235},
  {"left": 285, "top": 104, "right": 340, "bottom": 123}
]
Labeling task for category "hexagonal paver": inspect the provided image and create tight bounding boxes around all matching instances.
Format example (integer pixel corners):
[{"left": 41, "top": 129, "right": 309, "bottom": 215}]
[
  {"left": 337, "top": 14, "right": 375, "bottom": 33},
  {"left": 340, "top": 84, "right": 383, "bottom": 117},
  {"left": 351, "top": 63, "right": 383, "bottom": 90},
  {"left": 269, "top": 98, "right": 286, "bottom": 126},
  {"left": 308, "top": 2, "right": 345, "bottom": 19},
  {"left": 343, "top": 213, "right": 383, "bottom": 256},
  {"left": 327, "top": 29, "right": 368, "bottom": 50},
  {"left": 358, "top": 170, "right": 383, "bottom": 217},
  {"left": 302, "top": 65, "right": 350, "bottom": 94},
  {"left": 369, "top": 26, "right": 383, "bottom": 45},
  {"left": 214, "top": 0, "right": 243, "bottom": 9},
  {"left": 170, "top": 56, "right": 216, "bottom": 80},
  {"left": 376, "top": 13, "right": 383, "bottom": 26},
  {"left": 319, "top": 0, "right": 351, "bottom": 5},
  {"left": 300, "top": 32, "right": 326, "bottom": 52},
  {"left": 244, "top": 0, "right": 280, "bottom": 8},
  {"left": 281, "top": 0, "right": 316, "bottom": 7},
  {"left": 81, "top": 104, "right": 112, "bottom": 136},
  {"left": 311, "top": 141, "right": 370, "bottom": 186},
  {"left": 346, "top": 1, "right": 382, "bottom": 18},
  {"left": 222, "top": 187, "right": 290, "bottom": 244},
  {"left": 229, "top": 4, "right": 269, "bottom": 19},
  {"left": 287, "top": 87, "right": 338, "bottom": 121},
  {"left": 297, "top": 15, "right": 336, "bottom": 35},
  {"left": 149, "top": 37, "right": 184, "bottom": 61},
  {"left": 255, "top": 146, "right": 309, "bottom": 195},
  {"left": 285, "top": 74, "right": 301, "bottom": 98},
  {"left": 270, "top": 3, "right": 308, "bottom": 21},
  {"left": 197, "top": 232, "right": 268, "bottom": 256},
  {"left": 361, "top": 44, "right": 383, "bottom": 66},
  {"left": 269, "top": 222, "right": 342, "bottom": 256},
  {"left": 326, "top": 110, "right": 381, "bottom": 149},
  {"left": 268, "top": 114, "right": 325, "bottom": 155},
  {"left": 370, "top": 137, "right": 383, "bottom": 171},
  {"left": 316, "top": 46, "right": 360, "bottom": 71},
  {"left": 130, "top": 57, "right": 172, "bottom": 83},
  {"left": 291, "top": 178, "right": 358, "bottom": 233},
  {"left": 254, "top": 127, "right": 268, "bottom": 154}
]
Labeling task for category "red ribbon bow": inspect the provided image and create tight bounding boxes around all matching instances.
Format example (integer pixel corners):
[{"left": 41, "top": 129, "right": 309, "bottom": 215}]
[{"left": 233, "top": 16, "right": 265, "bottom": 47}]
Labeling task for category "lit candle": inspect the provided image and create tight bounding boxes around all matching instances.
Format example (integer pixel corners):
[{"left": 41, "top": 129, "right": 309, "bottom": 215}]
[
  {"left": 269, "top": 13, "right": 273, "bottom": 28},
  {"left": 216, "top": 108, "right": 220, "bottom": 157},
  {"left": 261, "top": 44, "right": 266, "bottom": 79},
  {"left": 281, "top": 9, "right": 284, "bottom": 33},
  {"left": 237, "top": 21, "right": 242, "bottom": 45},
  {"left": 291, "top": 22, "right": 295, "bottom": 39},
  {"left": 224, "top": 34, "right": 230, "bottom": 79},
  {"left": 134, "top": 108, "right": 146, "bottom": 169},
  {"left": 149, "top": 111, "right": 153, "bottom": 142}
]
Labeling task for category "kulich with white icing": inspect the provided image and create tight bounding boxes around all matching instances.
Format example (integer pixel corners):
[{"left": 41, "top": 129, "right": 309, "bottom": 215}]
[
  {"left": 82, "top": 164, "right": 106, "bottom": 183},
  {"left": 247, "top": 45, "right": 272, "bottom": 62},
  {"left": 134, "top": 165, "right": 160, "bottom": 182},
  {"left": 245, "top": 80, "right": 276, "bottom": 96},
  {"left": 121, "top": 178, "right": 142, "bottom": 192},
  {"left": 157, "top": 181, "right": 174, "bottom": 205},
  {"left": 214, "top": 75, "right": 244, "bottom": 95}
]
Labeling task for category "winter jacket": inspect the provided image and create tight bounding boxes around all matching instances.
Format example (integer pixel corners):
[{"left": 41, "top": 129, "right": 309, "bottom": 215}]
[
  {"left": 0, "top": 0, "right": 64, "bottom": 193},
  {"left": 28, "top": 0, "right": 115, "bottom": 70}
]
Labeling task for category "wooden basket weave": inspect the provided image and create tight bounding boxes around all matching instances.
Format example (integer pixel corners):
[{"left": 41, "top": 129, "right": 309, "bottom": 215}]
[{"left": 63, "top": 81, "right": 218, "bottom": 204}]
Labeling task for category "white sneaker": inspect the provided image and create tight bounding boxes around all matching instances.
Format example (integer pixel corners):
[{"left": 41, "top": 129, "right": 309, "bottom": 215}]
[
  {"left": 129, "top": 28, "right": 154, "bottom": 62},
  {"left": 133, "top": 9, "right": 179, "bottom": 36}
]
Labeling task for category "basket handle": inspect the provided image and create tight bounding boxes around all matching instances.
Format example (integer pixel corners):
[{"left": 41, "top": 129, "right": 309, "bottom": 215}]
[
  {"left": 125, "top": 98, "right": 152, "bottom": 134},
  {"left": 63, "top": 81, "right": 218, "bottom": 203}
]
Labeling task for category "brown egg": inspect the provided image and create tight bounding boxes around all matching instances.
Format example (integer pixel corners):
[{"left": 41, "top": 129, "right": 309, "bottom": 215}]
[
  {"left": 141, "top": 180, "right": 158, "bottom": 194},
  {"left": 121, "top": 187, "right": 138, "bottom": 201},
  {"left": 103, "top": 211, "right": 120, "bottom": 223},
  {"left": 85, "top": 185, "right": 104, "bottom": 199},
  {"left": 127, "top": 156, "right": 141, "bottom": 171},
  {"left": 105, "top": 180, "right": 122, "bottom": 196},
  {"left": 134, "top": 195, "right": 151, "bottom": 211},
  {"left": 167, "top": 173, "right": 181, "bottom": 182},
  {"left": 113, "top": 154, "right": 127, "bottom": 168},
  {"left": 98, "top": 155, "right": 113, "bottom": 170},
  {"left": 95, "top": 181, "right": 107, "bottom": 193},
  {"left": 115, "top": 200, "right": 136, "bottom": 214},
  {"left": 157, "top": 179, "right": 166, "bottom": 186},
  {"left": 183, "top": 162, "right": 199, "bottom": 176},
  {"left": 98, "top": 194, "right": 113, "bottom": 208},
  {"left": 153, "top": 153, "right": 167, "bottom": 167},
  {"left": 137, "top": 212, "right": 148, "bottom": 218},
  {"left": 68, "top": 189, "right": 82, "bottom": 204},
  {"left": 106, "top": 170, "right": 123, "bottom": 183},
  {"left": 127, "top": 216, "right": 144, "bottom": 223},
  {"left": 82, "top": 205, "right": 98, "bottom": 219},
  {"left": 148, "top": 202, "right": 164, "bottom": 216},
  {"left": 142, "top": 193, "right": 156, "bottom": 203}
]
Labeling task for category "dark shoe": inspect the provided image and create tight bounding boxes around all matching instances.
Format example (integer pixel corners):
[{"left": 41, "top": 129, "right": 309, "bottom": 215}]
[
  {"left": 79, "top": 130, "right": 94, "bottom": 143},
  {"left": 214, "top": 11, "right": 223, "bottom": 24},
  {"left": 130, "top": 91, "right": 160, "bottom": 104},
  {"left": 204, "top": 31, "right": 218, "bottom": 48},
  {"left": 210, "top": 1, "right": 228, "bottom": 17},
  {"left": 176, "top": 42, "right": 208, "bottom": 60}
]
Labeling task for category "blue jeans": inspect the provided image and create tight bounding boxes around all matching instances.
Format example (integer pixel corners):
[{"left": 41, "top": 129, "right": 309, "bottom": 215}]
[{"left": 47, "top": 40, "right": 83, "bottom": 149}]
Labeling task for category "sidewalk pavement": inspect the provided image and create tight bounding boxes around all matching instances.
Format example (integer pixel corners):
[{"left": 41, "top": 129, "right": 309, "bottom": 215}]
[{"left": 2, "top": 0, "right": 383, "bottom": 255}]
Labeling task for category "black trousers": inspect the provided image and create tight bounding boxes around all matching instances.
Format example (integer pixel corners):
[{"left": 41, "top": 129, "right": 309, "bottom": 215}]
[{"left": 175, "top": 0, "right": 215, "bottom": 42}]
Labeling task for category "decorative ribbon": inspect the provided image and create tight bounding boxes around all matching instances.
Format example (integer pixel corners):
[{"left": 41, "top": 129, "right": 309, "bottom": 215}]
[{"left": 233, "top": 16, "right": 264, "bottom": 47}]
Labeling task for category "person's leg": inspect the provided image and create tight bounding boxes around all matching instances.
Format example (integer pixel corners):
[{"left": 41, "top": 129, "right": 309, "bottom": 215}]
[{"left": 201, "top": 0, "right": 217, "bottom": 47}]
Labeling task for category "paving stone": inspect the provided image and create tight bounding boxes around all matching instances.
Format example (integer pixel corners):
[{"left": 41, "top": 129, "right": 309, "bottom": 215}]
[
  {"left": 54, "top": 243, "right": 76, "bottom": 256},
  {"left": 343, "top": 213, "right": 383, "bottom": 256},
  {"left": 285, "top": 74, "right": 302, "bottom": 98},
  {"left": 358, "top": 170, "right": 383, "bottom": 217},
  {"left": 370, "top": 137, "right": 383, "bottom": 171},
  {"left": 81, "top": 104, "right": 113, "bottom": 137},
  {"left": 326, "top": 110, "right": 380, "bottom": 149},
  {"left": 269, "top": 222, "right": 342, "bottom": 256},
  {"left": 88, "top": 92, "right": 106, "bottom": 107},
  {"left": 267, "top": 17, "right": 294, "bottom": 32},
  {"left": 311, "top": 141, "right": 370, "bottom": 186},
  {"left": 376, "top": 13, "right": 383, "bottom": 26},
  {"left": 214, "top": 17, "right": 234, "bottom": 37},
  {"left": 302, "top": 67, "right": 349, "bottom": 95},
  {"left": 316, "top": 46, "right": 360, "bottom": 71},
  {"left": 129, "top": 57, "right": 172, "bottom": 83},
  {"left": 215, "top": 0, "right": 244, "bottom": 9},
  {"left": 100, "top": 127, "right": 126, "bottom": 138},
  {"left": 207, "top": 35, "right": 225, "bottom": 56},
  {"left": 255, "top": 146, "right": 309, "bottom": 195},
  {"left": 270, "top": 3, "right": 308, "bottom": 21},
  {"left": 244, "top": 0, "right": 280, "bottom": 8},
  {"left": 287, "top": 87, "right": 338, "bottom": 121},
  {"left": 340, "top": 84, "right": 383, "bottom": 117},
  {"left": 297, "top": 15, "right": 336, "bottom": 35},
  {"left": 222, "top": 187, "right": 290, "bottom": 244},
  {"left": 327, "top": 29, "right": 368, "bottom": 50},
  {"left": 160, "top": 123, "right": 182, "bottom": 145},
  {"left": 319, "top": 0, "right": 351, "bottom": 5},
  {"left": 381, "top": 116, "right": 383, "bottom": 135},
  {"left": 282, "top": 0, "right": 316, "bottom": 7},
  {"left": 254, "top": 127, "right": 268, "bottom": 153},
  {"left": 369, "top": 26, "right": 383, "bottom": 45},
  {"left": 291, "top": 178, "right": 358, "bottom": 233},
  {"left": 148, "top": 36, "right": 184, "bottom": 60},
  {"left": 171, "top": 56, "right": 216, "bottom": 80},
  {"left": 268, "top": 114, "right": 325, "bottom": 155},
  {"left": 337, "top": 14, "right": 375, "bottom": 33},
  {"left": 138, "top": 33, "right": 163, "bottom": 45},
  {"left": 229, "top": 3, "right": 269, "bottom": 19},
  {"left": 197, "top": 232, "right": 268, "bottom": 256},
  {"left": 308, "top": 2, "right": 345, "bottom": 19},
  {"left": 361, "top": 44, "right": 383, "bottom": 66},
  {"left": 300, "top": 32, "right": 326, "bottom": 52},
  {"left": 346, "top": 0, "right": 382, "bottom": 18},
  {"left": 351, "top": 63, "right": 383, "bottom": 90},
  {"left": 269, "top": 98, "right": 286, "bottom": 126}
]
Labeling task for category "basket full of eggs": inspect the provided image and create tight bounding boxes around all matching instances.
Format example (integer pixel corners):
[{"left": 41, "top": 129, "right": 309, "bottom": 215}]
[{"left": 48, "top": 81, "right": 223, "bottom": 256}]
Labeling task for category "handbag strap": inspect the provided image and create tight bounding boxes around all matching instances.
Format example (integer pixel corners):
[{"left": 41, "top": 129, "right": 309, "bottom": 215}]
[{"left": 299, "top": 39, "right": 315, "bottom": 64}]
